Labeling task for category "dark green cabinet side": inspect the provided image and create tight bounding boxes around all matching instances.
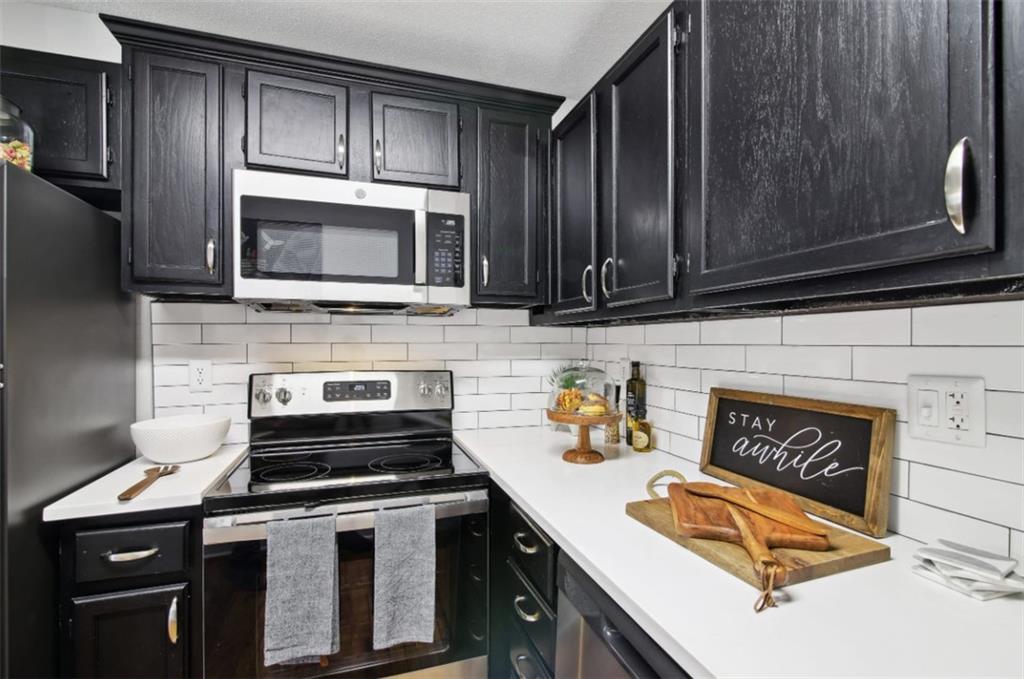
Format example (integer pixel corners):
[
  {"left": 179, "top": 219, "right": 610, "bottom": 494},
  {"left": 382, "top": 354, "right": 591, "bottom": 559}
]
[
  {"left": 475, "top": 107, "right": 544, "bottom": 304},
  {"left": 128, "top": 51, "right": 224, "bottom": 289},
  {"left": 70, "top": 583, "right": 188, "bottom": 679}
]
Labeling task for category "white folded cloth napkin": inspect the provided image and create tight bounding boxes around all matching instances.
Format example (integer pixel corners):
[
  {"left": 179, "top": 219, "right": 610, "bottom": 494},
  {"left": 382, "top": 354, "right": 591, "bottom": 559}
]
[{"left": 912, "top": 538, "right": 1023, "bottom": 601}]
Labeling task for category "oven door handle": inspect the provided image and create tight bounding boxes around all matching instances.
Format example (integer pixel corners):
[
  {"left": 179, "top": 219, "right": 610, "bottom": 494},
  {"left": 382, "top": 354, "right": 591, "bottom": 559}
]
[
  {"left": 203, "top": 490, "right": 487, "bottom": 545},
  {"left": 414, "top": 209, "right": 428, "bottom": 285}
]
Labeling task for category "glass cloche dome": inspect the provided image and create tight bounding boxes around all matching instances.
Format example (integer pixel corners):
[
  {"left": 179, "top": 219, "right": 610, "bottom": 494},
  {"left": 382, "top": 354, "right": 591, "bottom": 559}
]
[{"left": 547, "top": 364, "right": 616, "bottom": 416}]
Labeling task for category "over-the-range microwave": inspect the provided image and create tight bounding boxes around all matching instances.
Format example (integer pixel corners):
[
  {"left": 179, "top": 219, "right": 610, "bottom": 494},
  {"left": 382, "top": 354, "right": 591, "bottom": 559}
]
[{"left": 232, "top": 169, "right": 470, "bottom": 315}]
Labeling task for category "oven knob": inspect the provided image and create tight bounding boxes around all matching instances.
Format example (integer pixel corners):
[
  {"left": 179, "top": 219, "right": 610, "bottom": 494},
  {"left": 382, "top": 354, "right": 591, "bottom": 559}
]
[
  {"left": 434, "top": 382, "right": 450, "bottom": 397},
  {"left": 254, "top": 386, "right": 273, "bottom": 405},
  {"left": 275, "top": 387, "right": 293, "bottom": 405},
  {"left": 418, "top": 382, "right": 433, "bottom": 397}
]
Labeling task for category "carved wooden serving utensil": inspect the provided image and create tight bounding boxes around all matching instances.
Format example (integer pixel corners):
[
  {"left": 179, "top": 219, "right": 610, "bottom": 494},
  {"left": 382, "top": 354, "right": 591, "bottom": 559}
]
[{"left": 118, "top": 465, "right": 181, "bottom": 502}]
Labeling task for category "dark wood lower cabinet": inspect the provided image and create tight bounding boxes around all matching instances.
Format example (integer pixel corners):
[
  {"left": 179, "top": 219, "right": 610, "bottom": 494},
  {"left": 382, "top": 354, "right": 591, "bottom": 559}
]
[{"left": 71, "top": 583, "right": 188, "bottom": 679}]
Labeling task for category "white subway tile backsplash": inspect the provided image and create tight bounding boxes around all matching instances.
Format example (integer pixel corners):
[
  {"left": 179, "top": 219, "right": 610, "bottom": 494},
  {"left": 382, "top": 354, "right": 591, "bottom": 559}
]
[
  {"left": 1011, "top": 531, "right": 1024, "bottom": 573},
  {"left": 153, "top": 324, "right": 202, "bottom": 344},
  {"left": 644, "top": 321, "right": 700, "bottom": 345},
  {"left": 372, "top": 325, "right": 444, "bottom": 343},
  {"left": 701, "top": 317, "right": 781, "bottom": 345},
  {"left": 478, "top": 343, "right": 541, "bottom": 359},
  {"left": 146, "top": 298, "right": 1024, "bottom": 545},
  {"left": 251, "top": 343, "right": 331, "bottom": 363},
  {"left": 476, "top": 308, "right": 530, "bottom": 326},
  {"left": 888, "top": 497, "right": 1010, "bottom": 555},
  {"left": 153, "top": 344, "right": 246, "bottom": 365},
  {"left": 853, "top": 346, "right": 1024, "bottom": 390},
  {"left": 510, "top": 326, "right": 573, "bottom": 343},
  {"left": 332, "top": 343, "right": 406, "bottom": 361},
  {"left": 152, "top": 302, "right": 245, "bottom": 324},
  {"left": 290, "top": 325, "right": 372, "bottom": 343},
  {"left": 782, "top": 309, "right": 911, "bottom": 346},
  {"left": 912, "top": 301, "right": 1024, "bottom": 346},
  {"left": 747, "top": 346, "right": 851, "bottom": 379},
  {"left": 676, "top": 345, "right": 746, "bottom": 371},
  {"left": 909, "top": 464, "right": 1024, "bottom": 530},
  {"left": 203, "top": 324, "right": 290, "bottom": 344},
  {"left": 204, "top": 403, "right": 249, "bottom": 423}
]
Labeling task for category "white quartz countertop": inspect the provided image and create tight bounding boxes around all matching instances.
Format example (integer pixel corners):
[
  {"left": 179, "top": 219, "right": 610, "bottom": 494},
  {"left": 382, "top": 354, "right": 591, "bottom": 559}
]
[
  {"left": 43, "top": 445, "right": 248, "bottom": 522},
  {"left": 455, "top": 427, "right": 1024, "bottom": 679}
]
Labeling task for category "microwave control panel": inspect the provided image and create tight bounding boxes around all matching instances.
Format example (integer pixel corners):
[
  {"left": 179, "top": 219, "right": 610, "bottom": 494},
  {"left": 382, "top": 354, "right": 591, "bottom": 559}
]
[{"left": 428, "top": 214, "right": 465, "bottom": 287}]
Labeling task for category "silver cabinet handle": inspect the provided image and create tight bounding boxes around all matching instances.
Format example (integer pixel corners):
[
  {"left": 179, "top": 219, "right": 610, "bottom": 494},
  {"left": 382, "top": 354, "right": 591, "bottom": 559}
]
[
  {"left": 481, "top": 256, "right": 489, "bottom": 287},
  {"left": 600, "top": 256, "right": 613, "bottom": 297},
  {"left": 205, "top": 238, "right": 216, "bottom": 274},
  {"left": 103, "top": 546, "right": 159, "bottom": 563},
  {"left": 512, "top": 531, "right": 539, "bottom": 555},
  {"left": 513, "top": 595, "right": 541, "bottom": 623},
  {"left": 581, "top": 264, "right": 594, "bottom": 304},
  {"left": 167, "top": 595, "right": 179, "bottom": 645},
  {"left": 414, "top": 210, "right": 427, "bottom": 285},
  {"left": 337, "top": 133, "right": 346, "bottom": 171},
  {"left": 944, "top": 136, "right": 970, "bottom": 234},
  {"left": 512, "top": 654, "right": 537, "bottom": 679},
  {"left": 374, "top": 139, "right": 383, "bottom": 174}
]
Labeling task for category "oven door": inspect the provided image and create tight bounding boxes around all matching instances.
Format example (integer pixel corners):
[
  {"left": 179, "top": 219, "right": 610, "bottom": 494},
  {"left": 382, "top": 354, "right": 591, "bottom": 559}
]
[
  {"left": 233, "top": 169, "right": 429, "bottom": 305},
  {"left": 203, "top": 490, "right": 488, "bottom": 678}
]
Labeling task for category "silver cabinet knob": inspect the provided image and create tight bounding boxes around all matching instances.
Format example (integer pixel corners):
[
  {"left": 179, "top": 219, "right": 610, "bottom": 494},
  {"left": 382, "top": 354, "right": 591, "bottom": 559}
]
[
  {"left": 275, "top": 388, "right": 292, "bottom": 405},
  {"left": 254, "top": 386, "right": 273, "bottom": 404}
]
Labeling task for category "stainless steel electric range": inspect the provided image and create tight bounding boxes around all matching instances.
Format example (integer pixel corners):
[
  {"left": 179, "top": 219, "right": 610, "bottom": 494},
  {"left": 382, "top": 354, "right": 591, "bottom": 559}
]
[{"left": 202, "top": 370, "right": 488, "bottom": 679}]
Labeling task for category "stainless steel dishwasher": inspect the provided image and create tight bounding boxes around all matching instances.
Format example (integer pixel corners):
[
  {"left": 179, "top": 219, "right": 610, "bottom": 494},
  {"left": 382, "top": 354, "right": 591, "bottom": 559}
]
[{"left": 554, "top": 553, "right": 690, "bottom": 679}]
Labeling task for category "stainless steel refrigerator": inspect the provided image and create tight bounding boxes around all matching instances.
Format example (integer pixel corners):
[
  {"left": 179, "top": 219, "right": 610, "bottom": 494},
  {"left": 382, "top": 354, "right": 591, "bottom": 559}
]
[{"left": 0, "top": 165, "right": 136, "bottom": 677}]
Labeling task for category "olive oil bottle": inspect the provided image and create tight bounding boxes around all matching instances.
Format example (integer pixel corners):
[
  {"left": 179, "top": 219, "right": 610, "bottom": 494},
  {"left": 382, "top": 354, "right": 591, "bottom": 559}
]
[
  {"left": 625, "top": 361, "right": 645, "bottom": 445},
  {"left": 632, "top": 410, "right": 653, "bottom": 452}
]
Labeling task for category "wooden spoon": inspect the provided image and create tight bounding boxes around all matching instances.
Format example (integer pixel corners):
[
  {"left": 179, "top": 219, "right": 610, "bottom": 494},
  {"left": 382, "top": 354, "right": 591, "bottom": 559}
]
[{"left": 118, "top": 465, "right": 181, "bottom": 502}]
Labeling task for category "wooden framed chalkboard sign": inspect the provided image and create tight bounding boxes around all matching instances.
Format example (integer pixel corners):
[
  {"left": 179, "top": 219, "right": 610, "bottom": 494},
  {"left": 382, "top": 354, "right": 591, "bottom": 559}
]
[{"left": 700, "top": 388, "right": 896, "bottom": 537}]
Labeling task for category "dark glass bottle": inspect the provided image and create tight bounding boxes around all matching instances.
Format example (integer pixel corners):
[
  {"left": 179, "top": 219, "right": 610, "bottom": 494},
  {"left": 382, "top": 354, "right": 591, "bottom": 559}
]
[{"left": 625, "top": 361, "right": 645, "bottom": 445}]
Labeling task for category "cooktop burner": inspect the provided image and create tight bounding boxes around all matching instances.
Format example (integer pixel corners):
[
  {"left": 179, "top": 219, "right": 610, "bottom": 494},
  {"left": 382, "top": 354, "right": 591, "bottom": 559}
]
[
  {"left": 368, "top": 453, "right": 444, "bottom": 473},
  {"left": 254, "top": 461, "right": 331, "bottom": 484}
]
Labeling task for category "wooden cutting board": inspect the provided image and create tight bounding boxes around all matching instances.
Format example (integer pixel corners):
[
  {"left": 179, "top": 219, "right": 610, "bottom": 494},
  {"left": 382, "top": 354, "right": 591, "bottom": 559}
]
[{"left": 626, "top": 497, "right": 890, "bottom": 589}]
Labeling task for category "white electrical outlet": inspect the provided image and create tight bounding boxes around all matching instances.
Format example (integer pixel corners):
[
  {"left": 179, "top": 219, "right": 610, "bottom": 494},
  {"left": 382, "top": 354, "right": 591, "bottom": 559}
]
[
  {"left": 189, "top": 360, "right": 213, "bottom": 393},
  {"left": 907, "top": 375, "right": 985, "bottom": 447}
]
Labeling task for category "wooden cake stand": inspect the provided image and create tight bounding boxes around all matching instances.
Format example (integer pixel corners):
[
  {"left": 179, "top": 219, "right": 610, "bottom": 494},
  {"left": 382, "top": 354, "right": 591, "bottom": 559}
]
[{"left": 545, "top": 409, "right": 623, "bottom": 464}]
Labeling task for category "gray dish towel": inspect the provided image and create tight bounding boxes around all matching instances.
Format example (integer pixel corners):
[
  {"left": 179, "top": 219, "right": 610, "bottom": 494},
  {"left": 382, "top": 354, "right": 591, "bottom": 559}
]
[
  {"left": 264, "top": 515, "right": 340, "bottom": 666},
  {"left": 373, "top": 504, "right": 436, "bottom": 649}
]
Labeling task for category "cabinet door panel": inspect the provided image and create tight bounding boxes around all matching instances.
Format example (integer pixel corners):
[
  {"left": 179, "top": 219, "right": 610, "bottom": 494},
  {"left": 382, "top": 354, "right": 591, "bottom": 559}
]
[
  {"left": 132, "top": 52, "right": 222, "bottom": 284},
  {"left": 0, "top": 47, "right": 111, "bottom": 180},
  {"left": 551, "top": 95, "right": 598, "bottom": 315},
  {"left": 71, "top": 583, "right": 187, "bottom": 678},
  {"left": 476, "top": 108, "right": 538, "bottom": 301},
  {"left": 246, "top": 70, "right": 348, "bottom": 175},
  {"left": 606, "top": 13, "right": 676, "bottom": 308},
  {"left": 372, "top": 93, "right": 459, "bottom": 187},
  {"left": 689, "top": 0, "right": 995, "bottom": 293}
]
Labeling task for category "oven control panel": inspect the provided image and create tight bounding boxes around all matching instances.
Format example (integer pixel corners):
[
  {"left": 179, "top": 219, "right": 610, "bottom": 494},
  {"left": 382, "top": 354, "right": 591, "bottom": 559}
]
[
  {"left": 250, "top": 370, "right": 453, "bottom": 418},
  {"left": 428, "top": 214, "right": 464, "bottom": 288},
  {"left": 323, "top": 380, "right": 391, "bottom": 402}
]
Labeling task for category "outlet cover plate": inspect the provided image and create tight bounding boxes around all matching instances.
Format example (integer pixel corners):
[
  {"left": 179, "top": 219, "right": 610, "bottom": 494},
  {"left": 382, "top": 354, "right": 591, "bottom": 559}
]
[
  {"left": 907, "top": 375, "right": 985, "bottom": 448},
  {"left": 189, "top": 360, "right": 213, "bottom": 393}
]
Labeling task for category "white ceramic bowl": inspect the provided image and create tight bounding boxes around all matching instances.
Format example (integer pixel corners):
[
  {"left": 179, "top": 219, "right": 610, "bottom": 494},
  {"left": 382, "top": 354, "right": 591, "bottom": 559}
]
[{"left": 130, "top": 414, "right": 231, "bottom": 464}]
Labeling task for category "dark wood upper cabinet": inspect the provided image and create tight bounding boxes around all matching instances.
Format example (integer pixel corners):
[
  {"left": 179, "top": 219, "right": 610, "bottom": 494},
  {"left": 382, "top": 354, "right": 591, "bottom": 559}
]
[
  {"left": 245, "top": 70, "right": 348, "bottom": 176},
  {"left": 70, "top": 583, "right": 188, "bottom": 678},
  {"left": 475, "top": 108, "right": 541, "bottom": 302},
  {"left": 130, "top": 51, "right": 222, "bottom": 286},
  {"left": 371, "top": 92, "right": 460, "bottom": 187},
  {"left": 551, "top": 95, "right": 598, "bottom": 316},
  {"left": 602, "top": 12, "right": 677, "bottom": 308},
  {"left": 686, "top": 0, "right": 996, "bottom": 294},
  {"left": 0, "top": 47, "right": 121, "bottom": 209}
]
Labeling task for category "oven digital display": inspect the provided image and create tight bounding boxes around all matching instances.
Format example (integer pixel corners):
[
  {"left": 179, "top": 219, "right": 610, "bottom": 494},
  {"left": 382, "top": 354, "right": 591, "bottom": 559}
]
[{"left": 323, "top": 380, "right": 391, "bottom": 402}]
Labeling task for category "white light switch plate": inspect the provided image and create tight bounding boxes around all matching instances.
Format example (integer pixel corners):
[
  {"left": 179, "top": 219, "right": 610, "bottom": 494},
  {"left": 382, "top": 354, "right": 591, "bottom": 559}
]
[{"left": 907, "top": 375, "right": 985, "bottom": 447}]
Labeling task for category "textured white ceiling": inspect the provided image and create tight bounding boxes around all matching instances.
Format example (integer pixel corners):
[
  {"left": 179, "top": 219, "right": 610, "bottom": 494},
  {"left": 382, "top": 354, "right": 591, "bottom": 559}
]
[{"left": 21, "top": 0, "right": 669, "bottom": 102}]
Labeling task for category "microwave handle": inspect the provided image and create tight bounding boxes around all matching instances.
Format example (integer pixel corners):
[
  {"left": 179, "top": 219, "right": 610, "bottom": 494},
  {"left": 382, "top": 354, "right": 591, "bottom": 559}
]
[{"left": 415, "top": 210, "right": 427, "bottom": 285}]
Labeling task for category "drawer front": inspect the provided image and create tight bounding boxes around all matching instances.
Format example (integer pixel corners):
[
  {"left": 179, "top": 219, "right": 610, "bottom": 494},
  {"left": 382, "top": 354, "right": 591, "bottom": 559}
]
[
  {"left": 75, "top": 521, "right": 189, "bottom": 584},
  {"left": 508, "top": 610, "right": 552, "bottom": 679},
  {"left": 508, "top": 560, "right": 556, "bottom": 672},
  {"left": 509, "top": 503, "right": 556, "bottom": 605}
]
